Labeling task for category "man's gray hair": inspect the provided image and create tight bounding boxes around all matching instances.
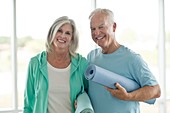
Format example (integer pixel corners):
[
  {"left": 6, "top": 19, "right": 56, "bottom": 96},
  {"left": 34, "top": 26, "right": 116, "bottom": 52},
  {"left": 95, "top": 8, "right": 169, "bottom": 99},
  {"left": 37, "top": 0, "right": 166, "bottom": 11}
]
[{"left": 89, "top": 8, "right": 114, "bottom": 24}]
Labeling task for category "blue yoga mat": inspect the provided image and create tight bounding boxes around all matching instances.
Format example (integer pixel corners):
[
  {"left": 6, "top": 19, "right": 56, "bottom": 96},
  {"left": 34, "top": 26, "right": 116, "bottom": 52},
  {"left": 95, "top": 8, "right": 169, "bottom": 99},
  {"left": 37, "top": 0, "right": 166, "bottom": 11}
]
[
  {"left": 75, "top": 92, "right": 94, "bottom": 113},
  {"left": 84, "top": 64, "right": 156, "bottom": 104}
]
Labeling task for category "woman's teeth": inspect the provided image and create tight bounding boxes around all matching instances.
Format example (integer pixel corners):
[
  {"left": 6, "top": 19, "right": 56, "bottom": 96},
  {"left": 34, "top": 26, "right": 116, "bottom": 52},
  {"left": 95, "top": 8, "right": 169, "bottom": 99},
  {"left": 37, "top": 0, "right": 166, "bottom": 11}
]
[{"left": 58, "top": 39, "right": 65, "bottom": 43}]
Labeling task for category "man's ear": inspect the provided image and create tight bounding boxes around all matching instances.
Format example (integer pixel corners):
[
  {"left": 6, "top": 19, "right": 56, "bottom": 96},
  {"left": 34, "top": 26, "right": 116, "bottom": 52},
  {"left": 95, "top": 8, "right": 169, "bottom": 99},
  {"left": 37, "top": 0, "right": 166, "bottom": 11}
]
[{"left": 113, "top": 22, "right": 117, "bottom": 32}]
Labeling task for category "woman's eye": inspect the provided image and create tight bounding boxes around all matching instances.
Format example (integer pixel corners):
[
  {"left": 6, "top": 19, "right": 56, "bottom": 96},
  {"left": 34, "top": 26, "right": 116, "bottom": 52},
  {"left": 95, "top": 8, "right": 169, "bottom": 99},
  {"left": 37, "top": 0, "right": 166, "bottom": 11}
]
[
  {"left": 66, "top": 32, "right": 71, "bottom": 35},
  {"left": 57, "top": 29, "right": 62, "bottom": 33}
]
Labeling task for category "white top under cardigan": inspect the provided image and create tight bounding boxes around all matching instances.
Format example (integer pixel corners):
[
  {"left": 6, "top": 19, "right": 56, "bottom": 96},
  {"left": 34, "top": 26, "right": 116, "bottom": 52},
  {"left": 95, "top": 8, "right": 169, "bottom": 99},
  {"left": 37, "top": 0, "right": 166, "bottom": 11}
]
[{"left": 47, "top": 62, "right": 71, "bottom": 113}]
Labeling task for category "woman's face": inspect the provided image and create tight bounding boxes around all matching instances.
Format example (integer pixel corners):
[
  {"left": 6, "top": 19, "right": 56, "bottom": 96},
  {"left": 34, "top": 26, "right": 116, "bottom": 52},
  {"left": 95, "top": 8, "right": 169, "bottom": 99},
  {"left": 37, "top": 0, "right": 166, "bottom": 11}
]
[{"left": 53, "top": 23, "right": 73, "bottom": 50}]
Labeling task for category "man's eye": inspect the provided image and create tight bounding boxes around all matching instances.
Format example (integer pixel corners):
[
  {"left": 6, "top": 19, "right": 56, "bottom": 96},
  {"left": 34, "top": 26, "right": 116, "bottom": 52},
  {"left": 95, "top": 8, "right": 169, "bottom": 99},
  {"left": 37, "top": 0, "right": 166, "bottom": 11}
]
[
  {"left": 91, "top": 28, "right": 95, "bottom": 31},
  {"left": 99, "top": 26, "right": 104, "bottom": 29}
]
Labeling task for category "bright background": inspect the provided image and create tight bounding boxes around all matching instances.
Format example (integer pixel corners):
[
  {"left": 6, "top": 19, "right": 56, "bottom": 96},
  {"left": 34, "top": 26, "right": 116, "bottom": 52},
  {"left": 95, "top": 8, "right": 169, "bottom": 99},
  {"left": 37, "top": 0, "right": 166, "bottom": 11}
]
[{"left": 0, "top": 0, "right": 169, "bottom": 113}]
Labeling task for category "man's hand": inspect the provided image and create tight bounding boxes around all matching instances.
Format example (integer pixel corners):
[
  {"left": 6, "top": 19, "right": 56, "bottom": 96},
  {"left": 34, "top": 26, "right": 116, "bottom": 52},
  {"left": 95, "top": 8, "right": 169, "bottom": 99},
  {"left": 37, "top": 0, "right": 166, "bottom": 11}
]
[{"left": 105, "top": 83, "right": 131, "bottom": 100}]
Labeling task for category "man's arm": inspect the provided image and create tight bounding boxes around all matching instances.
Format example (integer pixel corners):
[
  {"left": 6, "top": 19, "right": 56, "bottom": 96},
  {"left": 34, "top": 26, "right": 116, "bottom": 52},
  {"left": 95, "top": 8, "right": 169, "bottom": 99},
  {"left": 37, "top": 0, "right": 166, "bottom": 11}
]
[{"left": 106, "top": 83, "right": 161, "bottom": 102}]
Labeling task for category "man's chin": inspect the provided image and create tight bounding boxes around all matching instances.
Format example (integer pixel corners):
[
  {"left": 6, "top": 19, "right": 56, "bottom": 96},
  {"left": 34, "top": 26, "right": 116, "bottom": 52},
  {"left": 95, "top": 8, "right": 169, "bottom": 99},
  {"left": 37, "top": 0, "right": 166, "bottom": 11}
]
[{"left": 97, "top": 43, "right": 104, "bottom": 48}]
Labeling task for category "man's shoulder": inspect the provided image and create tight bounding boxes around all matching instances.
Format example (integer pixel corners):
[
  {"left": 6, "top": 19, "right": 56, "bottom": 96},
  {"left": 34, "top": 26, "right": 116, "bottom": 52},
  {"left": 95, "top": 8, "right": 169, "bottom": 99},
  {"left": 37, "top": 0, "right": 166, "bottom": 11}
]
[
  {"left": 88, "top": 48, "right": 100, "bottom": 54},
  {"left": 87, "top": 48, "right": 101, "bottom": 59}
]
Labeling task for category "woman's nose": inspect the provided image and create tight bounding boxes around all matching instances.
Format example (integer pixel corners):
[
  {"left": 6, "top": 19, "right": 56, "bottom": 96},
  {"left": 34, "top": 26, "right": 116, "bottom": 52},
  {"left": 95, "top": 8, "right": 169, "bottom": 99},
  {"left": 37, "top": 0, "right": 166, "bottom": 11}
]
[{"left": 61, "top": 33, "right": 66, "bottom": 38}]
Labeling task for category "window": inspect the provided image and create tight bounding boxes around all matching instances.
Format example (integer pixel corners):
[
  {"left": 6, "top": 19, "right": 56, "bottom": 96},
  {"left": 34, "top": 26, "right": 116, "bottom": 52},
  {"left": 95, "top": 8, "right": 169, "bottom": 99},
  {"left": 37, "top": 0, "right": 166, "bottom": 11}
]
[
  {"left": 165, "top": 0, "right": 170, "bottom": 112},
  {"left": 0, "top": 0, "right": 13, "bottom": 110}
]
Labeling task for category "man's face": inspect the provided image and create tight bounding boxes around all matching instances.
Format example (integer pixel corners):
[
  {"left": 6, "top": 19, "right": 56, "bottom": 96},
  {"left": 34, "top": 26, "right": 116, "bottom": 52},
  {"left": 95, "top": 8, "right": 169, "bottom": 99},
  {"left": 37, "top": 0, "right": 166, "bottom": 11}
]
[{"left": 90, "top": 13, "right": 114, "bottom": 48}]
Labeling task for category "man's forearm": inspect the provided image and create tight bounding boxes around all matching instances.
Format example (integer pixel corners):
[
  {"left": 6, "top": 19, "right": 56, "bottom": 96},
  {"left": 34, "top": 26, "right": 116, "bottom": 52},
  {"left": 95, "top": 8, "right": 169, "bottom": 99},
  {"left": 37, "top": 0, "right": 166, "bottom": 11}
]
[{"left": 128, "top": 84, "right": 161, "bottom": 102}]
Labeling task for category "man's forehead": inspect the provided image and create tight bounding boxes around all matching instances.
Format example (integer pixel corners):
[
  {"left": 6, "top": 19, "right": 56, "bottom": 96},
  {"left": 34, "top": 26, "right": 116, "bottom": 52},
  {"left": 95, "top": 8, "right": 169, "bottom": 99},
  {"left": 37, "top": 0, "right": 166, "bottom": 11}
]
[{"left": 90, "top": 17, "right": 109, "bottom": 28}]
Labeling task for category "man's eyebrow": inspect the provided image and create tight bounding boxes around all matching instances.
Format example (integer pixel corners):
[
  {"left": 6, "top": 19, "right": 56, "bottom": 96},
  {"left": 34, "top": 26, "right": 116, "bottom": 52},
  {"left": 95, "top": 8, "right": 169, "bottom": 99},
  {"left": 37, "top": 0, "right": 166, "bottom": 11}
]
[
  {"left": 99, "top": 23, "right": 104, "bottom": 27},
  {"left": 91, "top": 23, "right": 104, "bottom": 28}
]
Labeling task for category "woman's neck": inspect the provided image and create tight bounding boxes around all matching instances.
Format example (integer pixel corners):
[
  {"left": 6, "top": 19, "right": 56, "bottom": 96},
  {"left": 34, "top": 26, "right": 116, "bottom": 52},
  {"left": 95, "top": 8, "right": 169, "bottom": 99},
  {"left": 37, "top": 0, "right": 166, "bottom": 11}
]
[{"left": 47, "top": 51, "right": 71, "bottom": 68}]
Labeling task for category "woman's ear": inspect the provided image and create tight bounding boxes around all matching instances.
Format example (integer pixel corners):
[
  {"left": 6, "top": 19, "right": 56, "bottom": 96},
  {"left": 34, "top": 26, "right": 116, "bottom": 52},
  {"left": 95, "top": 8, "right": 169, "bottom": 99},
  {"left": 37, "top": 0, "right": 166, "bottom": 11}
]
[{"left": 113, "top": 22, "right": 117, "bottom": 32}]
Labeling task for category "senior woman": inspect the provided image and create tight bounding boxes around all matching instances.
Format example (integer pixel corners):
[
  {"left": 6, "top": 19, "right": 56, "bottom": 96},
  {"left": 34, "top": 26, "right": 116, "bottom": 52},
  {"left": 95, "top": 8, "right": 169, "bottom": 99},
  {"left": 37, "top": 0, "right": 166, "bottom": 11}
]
[{"left": 24, "top": 16, "right": 88, "bottom": 113}]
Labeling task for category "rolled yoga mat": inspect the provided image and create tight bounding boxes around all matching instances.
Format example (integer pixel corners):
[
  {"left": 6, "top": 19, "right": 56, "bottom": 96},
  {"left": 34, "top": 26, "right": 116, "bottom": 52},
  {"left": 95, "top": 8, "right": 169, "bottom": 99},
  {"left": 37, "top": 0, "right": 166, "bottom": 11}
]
[
  {"left": 75, "top": 92, "right": 94, "bottom": 113},
  {"left": 84, "top": 64, "right": 156, "bottom": 104}
]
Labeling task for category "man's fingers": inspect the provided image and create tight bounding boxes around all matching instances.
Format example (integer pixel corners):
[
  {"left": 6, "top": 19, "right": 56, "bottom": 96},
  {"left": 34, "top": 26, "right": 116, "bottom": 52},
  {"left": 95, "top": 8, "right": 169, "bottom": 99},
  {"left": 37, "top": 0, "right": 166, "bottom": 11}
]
[
  {"left": 105, "top": 86, "right": 113, "bottom": 92},
  {"left": 115, "top": 83, "right": 122, "bottom": 89}
]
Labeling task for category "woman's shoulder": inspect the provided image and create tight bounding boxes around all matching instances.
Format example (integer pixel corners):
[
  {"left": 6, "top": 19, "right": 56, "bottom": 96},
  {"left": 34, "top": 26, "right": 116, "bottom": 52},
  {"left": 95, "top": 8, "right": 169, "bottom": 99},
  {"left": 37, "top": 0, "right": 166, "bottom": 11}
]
[
  {"left": 29, "top": 51, "right": 46, "bottom": 64},
  {"left": 71, "top": 53, "right": 88, "bottom": 65},
  {"left": 73, "top": 53, "right": 86, "bottom": 60}
]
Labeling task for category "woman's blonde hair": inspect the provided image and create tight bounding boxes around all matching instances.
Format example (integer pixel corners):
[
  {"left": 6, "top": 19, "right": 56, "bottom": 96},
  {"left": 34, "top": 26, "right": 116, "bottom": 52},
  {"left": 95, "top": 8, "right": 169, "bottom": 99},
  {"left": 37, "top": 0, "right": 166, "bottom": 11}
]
[{"left": 45, "top": 16, "right": 78, "bottom": 57}]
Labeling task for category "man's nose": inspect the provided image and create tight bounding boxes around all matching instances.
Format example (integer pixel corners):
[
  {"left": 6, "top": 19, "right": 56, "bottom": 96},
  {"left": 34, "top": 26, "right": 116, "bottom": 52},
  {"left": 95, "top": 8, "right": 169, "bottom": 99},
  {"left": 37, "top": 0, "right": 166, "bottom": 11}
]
[{"left": 93, "top": 29, "right": 100, "bottom": 35}]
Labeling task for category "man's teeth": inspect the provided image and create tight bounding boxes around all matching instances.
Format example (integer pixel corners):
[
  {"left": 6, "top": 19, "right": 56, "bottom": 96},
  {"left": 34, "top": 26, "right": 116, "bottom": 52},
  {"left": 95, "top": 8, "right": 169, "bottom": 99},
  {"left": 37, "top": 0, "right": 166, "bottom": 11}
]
[{"left": 96, "top": 37, "right": 103, "bottom": 40}]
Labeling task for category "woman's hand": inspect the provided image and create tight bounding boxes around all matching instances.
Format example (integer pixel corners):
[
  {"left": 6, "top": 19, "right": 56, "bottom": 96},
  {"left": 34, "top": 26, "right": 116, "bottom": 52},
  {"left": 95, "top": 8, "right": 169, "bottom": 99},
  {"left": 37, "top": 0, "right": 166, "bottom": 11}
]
[{"left": 74, "top": 100, "right": 77, "bottom": 109}]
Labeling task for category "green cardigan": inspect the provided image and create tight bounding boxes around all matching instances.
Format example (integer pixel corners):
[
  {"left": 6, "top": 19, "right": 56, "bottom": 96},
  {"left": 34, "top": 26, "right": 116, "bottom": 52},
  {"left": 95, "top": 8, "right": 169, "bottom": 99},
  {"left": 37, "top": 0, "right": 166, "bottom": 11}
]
[{"left": 24, "top": 51, "right": 88, "bottom": 113}]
